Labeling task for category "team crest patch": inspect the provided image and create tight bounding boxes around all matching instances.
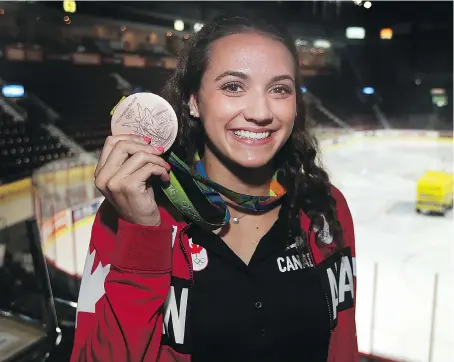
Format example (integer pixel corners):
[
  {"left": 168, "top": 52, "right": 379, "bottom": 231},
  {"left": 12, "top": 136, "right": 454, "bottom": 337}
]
[
  {"left": 188, "top": 238, "right": 208, "bottom": 271},
  {"left": 313, "top": 214, "right": 333, "bottom": 245}
]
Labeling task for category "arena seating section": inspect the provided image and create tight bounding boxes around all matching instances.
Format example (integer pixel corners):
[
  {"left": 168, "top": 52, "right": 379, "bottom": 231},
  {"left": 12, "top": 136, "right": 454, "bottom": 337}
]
[
  {"left": 0, "top": 110, "right": 70, "bottom": 184},
  {"left": 0, "top": 61, "right": 175, "bottom": 184}
]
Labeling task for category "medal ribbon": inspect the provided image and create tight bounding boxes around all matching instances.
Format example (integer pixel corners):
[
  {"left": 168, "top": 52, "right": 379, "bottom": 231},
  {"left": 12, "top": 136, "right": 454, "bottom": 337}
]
[{"left": 161, "top": 152, "right": 286, "bottom": 230}]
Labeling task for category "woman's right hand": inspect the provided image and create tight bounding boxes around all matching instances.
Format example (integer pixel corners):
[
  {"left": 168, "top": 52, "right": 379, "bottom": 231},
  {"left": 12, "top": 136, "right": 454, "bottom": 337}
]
[{"left": 94, "top": 135, "right": 171, "bottom": 226}]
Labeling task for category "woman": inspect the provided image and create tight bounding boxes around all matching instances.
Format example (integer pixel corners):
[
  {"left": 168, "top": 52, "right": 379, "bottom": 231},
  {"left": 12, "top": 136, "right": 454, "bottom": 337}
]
[{"left": 71, "top": 15, "right": 358, "bottom": 362}]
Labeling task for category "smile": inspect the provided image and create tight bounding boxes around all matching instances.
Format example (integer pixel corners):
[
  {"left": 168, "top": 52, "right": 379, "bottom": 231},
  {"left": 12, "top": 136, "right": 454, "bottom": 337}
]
[{"left": 232, "top": 130, "right": 271, "bottom": 140}]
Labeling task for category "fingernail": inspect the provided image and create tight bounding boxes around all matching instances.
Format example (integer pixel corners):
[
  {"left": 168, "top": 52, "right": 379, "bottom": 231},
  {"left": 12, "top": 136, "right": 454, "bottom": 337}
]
[
  {"left": 157, "top": 146, "right": 165, "bottom": 153},
  {"left": 143, "top": 136, "right": 151, "bottom": 143},
  {"left": 166, "top": 162, "right": 171, "bottom": 169}
]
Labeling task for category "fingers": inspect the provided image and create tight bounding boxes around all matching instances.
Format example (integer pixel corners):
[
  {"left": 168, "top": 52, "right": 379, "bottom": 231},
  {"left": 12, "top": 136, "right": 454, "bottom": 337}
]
[
  {"left": 102, "top": 141, "right": 162, "bottom": 176},
  {"left": 107, "top": 163, "right": 170, "bottom": 194},
  {"left": 109, "top": 150, "right": 170, "bottom": 180},
  {"left": 130, "top": 162, "right": 171, "bottom": 184},
  {"left": 95, "top": 136, "right": 171, "bottom": 195},
  {"left": 95, "top": 135, "right": 151, "bottom": 177},
  {"left": 95, "top": 141, "right": 163, "bottom": 188}
]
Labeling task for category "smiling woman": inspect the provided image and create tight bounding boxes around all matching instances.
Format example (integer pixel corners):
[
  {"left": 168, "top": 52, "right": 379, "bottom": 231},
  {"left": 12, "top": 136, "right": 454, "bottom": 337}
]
[
  {"left": 189, "top": 37, "right": 295, "bottom": 176},
  {"left": 71, "top": 15, "right": 359, "bottom": 362},
  {"left": 192, "top": 32, "right": 296, "bottom": 170}
]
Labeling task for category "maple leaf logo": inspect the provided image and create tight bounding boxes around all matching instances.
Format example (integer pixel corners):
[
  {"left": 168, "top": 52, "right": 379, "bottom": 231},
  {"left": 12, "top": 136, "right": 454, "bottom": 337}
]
[{"left": 76, "top": 250, "right": 111, "bottom": 326}]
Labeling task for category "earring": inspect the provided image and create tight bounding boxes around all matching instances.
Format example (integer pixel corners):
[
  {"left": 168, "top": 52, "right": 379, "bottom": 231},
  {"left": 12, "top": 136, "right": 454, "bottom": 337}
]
[{"left": 189, "top": 110, "right": 195, "bottom": 116}]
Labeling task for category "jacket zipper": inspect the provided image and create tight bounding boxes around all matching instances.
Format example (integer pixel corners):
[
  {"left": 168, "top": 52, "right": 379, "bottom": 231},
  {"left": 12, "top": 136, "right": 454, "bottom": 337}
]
[
  {"left": 324, "top": 293, "right": 334, "bottom": 334},
  {"left": 179, "top": 223, "right": 194, "bottom": 286},
  {"left": 308, "top": 227, "right": 334, "bottom": 334},
  {"left": 306, "top": 227, "right": 316, "bottom": 267}
]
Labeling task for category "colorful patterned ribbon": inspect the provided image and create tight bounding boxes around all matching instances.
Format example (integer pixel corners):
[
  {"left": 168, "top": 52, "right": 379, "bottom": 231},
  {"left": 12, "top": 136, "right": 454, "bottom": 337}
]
[{"left": 161, "top": 152, "right": 286, "bottom": 230}]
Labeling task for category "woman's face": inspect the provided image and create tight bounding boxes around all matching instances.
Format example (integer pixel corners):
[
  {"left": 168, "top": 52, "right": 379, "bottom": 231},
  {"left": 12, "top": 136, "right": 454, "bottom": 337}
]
[{"left": 191, "top": 32, "right": 297, "bottom": 169}]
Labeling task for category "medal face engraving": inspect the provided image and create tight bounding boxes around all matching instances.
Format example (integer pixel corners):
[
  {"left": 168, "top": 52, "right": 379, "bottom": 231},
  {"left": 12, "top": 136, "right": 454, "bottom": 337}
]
[{"left": 111, "top": 92, "right": 178, "bottom": 152}]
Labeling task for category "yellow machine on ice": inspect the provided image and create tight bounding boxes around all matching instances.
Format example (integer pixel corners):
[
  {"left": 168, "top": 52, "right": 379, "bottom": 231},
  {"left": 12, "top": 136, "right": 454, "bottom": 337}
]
[{"left": 416, "top": 170, "right": 453, "bottom": 215}]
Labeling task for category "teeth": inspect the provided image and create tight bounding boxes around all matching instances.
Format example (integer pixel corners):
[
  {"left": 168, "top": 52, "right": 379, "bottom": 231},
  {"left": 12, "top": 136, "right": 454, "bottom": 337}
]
[{"left": 233, "top": 130, "right": 270, "bottom": 140}]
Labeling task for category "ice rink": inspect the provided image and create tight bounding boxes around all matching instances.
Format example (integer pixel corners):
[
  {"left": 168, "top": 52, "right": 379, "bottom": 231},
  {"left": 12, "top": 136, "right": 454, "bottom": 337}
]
[{"left": 323, "top": 136, "right": 453, "bottom": 362}]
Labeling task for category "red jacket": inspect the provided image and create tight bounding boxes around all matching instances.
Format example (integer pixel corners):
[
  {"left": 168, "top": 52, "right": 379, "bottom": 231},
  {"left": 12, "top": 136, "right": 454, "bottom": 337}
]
[{"left": 71, "top": 187, "right": 358, "bottom": 362}]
